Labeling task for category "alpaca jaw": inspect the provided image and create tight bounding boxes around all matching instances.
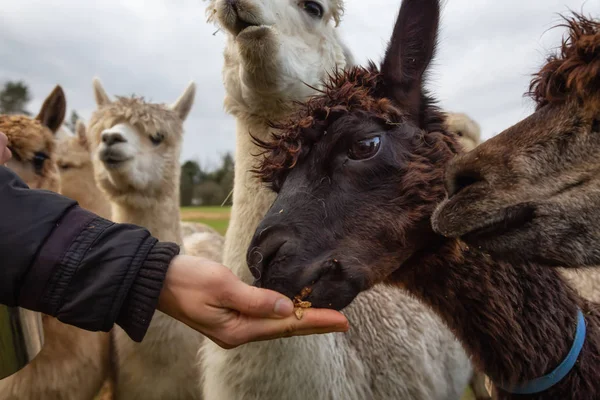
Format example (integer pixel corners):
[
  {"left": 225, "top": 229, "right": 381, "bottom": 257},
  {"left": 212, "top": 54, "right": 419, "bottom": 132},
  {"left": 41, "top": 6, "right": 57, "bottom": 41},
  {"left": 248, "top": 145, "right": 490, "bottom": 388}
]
[{"left": 213, "top": 0, "right": 268, "bottom": 36}]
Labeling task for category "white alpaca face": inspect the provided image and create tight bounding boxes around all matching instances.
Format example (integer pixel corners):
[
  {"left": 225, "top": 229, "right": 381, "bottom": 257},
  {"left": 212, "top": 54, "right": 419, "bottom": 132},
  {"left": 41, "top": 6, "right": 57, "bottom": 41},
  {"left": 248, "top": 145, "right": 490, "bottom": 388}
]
[
  {"left": 95, "top": 122, "right": 170, "bottom": 192},
  {"left": 88, "top": 79, "right": 195, "bottom": 199},
  {"left": 209, "top": 0, "right": 351, "bottom": 115}
]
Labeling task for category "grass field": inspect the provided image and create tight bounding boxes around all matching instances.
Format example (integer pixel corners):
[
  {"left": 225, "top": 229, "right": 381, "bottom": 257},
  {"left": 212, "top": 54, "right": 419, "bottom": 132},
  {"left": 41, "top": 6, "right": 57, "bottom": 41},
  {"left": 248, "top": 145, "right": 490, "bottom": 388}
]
[{"left": 181, "top": 206, "right": 231, "bottom": 235}]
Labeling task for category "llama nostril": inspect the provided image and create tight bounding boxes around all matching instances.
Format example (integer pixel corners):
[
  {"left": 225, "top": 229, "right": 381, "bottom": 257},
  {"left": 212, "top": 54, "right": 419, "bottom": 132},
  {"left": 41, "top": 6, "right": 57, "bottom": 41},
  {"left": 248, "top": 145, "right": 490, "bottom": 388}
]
[
  {"left": 102, "top": 132, "right": 126, "bottom": 147},
  {"left": 247, "top": 233, "right": 288, "bottom": 281},
  {"left": 448, "top": 170, "right": 483, "bottom": 197}
]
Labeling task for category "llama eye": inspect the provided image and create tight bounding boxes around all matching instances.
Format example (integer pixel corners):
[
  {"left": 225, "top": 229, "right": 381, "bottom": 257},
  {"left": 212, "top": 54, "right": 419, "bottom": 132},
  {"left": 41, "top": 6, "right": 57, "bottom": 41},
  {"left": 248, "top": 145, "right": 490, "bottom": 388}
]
[
  {"left": 33, "top": 152, "right": 49, "bottom": 171},
  {"left": 456, "top": 131, "right": 463, "bottom": 137},
  {"left": 150, "top": 132, "right": 164, "bottom": 146},
  {"left": 348, "top": 136, "right": 381, "bottom": 160},
  {"left": 301, "top": 1, "right": 323, "bottom": 18}
]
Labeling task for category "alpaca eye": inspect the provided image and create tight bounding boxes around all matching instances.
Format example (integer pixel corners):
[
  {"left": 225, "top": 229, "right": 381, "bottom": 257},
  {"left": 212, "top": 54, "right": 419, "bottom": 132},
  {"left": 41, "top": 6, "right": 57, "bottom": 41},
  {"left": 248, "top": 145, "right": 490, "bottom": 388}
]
[
  {"left": 33, "top": 152, "right": 49, "bottom": 171},
  {"left": 456, "top": 131, "right": 463, "bottom": 137},
  {"left": 592, "top": 119, "right": 600, "bottom": 133},
  {"left": 58, "top": 163, "right": 72, "bottom": 170},
  {"left": 150, "top": 132, "right": 164, "bottom": 146},
  {"left": 349, "top": 136, "right": 381, "bottom": 160},
  {"left": 301, "top": 1, "right": 323, "bottom": 18}
]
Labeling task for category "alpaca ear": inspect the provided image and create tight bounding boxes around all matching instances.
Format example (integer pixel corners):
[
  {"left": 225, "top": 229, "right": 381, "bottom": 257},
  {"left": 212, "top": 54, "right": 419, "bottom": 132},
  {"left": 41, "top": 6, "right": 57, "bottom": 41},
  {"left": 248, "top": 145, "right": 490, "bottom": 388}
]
[
  {"left": 92, "top": 77, "right": 111, "bottom": 107},
  {"left": 380, "top": 0, "right": 440, "bottom": 122},
  {"left": 35, "top": 85, "right": 67, "bottom": 134},
  {"left": 75, "top": 120, "right": 89, "bottom": 149},
  {"left": 171, "top": 82, "right": 196, "bottom": 122}
]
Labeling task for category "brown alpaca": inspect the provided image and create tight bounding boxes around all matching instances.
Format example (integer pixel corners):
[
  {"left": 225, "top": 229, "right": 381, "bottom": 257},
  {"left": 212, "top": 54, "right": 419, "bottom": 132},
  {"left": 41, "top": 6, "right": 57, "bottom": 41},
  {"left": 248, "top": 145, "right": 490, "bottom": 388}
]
[
  {"left": 55, "top": 121, "right": 112, "bottom": 219},
  {"left": 246, "top": 1, "right": 600, "bottom": 398},
  {"left": 1, "top": 86, "right": 112, "bottom": 400},
  {"left": 433, "top": 13, "right": 600, "bottom": 269}
]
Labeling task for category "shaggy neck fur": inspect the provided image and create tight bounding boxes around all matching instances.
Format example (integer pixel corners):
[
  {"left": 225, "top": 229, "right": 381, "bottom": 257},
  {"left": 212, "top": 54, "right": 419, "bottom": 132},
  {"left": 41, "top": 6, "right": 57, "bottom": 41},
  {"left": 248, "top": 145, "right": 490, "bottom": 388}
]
[
  {"left": 399, "top": 237, "right": 600, "bottom": 399},
  {"left": 110, "top": 188, "right": 183, "bottom": 246}
]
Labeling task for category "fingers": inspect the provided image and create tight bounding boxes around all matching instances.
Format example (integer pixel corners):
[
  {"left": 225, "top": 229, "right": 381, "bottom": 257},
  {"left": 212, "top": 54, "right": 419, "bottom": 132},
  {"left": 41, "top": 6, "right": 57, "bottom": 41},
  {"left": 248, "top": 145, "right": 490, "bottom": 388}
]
[
  {"left": 219, "top": 278, "right": 295, "bottom": 319},
  {"left": 0, "top": 132, "right": 11, "bottom": 165},
  {"left": 211, "top": 308, "right": 350, "bottom": 349}
]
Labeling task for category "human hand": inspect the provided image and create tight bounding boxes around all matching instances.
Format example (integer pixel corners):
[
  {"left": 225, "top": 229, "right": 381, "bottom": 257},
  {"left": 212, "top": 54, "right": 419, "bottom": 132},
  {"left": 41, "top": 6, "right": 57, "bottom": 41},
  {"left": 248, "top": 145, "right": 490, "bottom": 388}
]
[
  {"left": 157, "top": 255, "right": 350, "bottom": 349},
  {"left": 0, "top": 132, "right": 12, "bottom": 165}
]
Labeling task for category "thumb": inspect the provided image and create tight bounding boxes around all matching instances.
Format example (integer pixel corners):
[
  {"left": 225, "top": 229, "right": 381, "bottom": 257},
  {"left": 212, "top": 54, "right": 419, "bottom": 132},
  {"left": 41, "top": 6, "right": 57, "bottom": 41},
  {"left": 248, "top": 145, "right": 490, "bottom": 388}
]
[{"left": 219, "top": 279, "right": 294, "bottom": 318}]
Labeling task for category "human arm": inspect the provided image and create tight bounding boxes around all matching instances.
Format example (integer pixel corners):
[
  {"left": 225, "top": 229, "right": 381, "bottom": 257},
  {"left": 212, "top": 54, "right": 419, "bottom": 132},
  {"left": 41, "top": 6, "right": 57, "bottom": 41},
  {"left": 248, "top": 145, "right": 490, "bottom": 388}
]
[{"left": 0, "top": 165, "right": 349, "bottom": 345}]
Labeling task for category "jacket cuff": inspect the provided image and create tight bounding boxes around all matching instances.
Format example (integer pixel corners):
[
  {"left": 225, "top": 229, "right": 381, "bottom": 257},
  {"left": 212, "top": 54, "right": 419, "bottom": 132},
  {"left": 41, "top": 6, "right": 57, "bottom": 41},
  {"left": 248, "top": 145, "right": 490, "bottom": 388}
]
[{"left": 116, "top": 241, "right": 180, "bottom": 342}]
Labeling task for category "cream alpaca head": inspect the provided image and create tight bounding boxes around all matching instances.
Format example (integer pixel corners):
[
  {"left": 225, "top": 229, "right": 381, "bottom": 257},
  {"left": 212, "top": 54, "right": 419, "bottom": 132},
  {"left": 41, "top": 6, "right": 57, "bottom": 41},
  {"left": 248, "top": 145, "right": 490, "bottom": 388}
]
[
  {"left": 207, "top": 0, "right": 353, "bottom": 118},
  {"left": 87, "top": 78, "right": 196, "bottom": 206},
  {"left": 445, "top": 112, "right": 482, "bottom": 152},
  {"left": 55, "top": 122, "right": 93, "bottom": 190},
  {"left": 2, "top": 85, "right": 66, "bottom": 192}
]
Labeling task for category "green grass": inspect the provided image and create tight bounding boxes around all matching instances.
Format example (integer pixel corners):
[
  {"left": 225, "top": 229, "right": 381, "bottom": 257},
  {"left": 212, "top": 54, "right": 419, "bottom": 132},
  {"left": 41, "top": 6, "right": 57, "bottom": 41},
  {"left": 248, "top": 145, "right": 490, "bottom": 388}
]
[
  {"left": 180, "top": 206, "right": 231, "bottom": 213},
  {"left": 185, "top": 218, "right": 230, "bottom": 235},
  {"left": 181, "top": 206, "right": 231, "bottom": 235}
]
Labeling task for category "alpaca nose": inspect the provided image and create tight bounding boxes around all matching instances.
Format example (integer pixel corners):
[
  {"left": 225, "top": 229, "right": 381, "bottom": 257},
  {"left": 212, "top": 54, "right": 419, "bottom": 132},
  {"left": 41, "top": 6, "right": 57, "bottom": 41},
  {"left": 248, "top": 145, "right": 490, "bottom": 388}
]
[
  {"left": 445, "top": 162, "right": 485, "bottom": 198},
  {"left": 247, "top": 227, "right": 291, "bottom": 285},
  {"left": 102, "top": 132, "right": 126, "bottom": 147}
]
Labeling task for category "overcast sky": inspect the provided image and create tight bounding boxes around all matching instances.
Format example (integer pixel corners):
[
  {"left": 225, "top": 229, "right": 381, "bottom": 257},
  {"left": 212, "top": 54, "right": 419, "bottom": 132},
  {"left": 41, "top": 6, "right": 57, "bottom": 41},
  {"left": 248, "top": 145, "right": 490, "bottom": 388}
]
[{"left": 1, "top": 0, "right": 598, "bottom": 167}]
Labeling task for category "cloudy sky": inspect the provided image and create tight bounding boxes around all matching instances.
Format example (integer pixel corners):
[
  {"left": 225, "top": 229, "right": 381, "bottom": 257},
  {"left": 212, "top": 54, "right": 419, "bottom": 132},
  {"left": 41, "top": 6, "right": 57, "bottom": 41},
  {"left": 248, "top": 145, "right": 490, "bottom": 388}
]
[{"left": 1, "top": 0, "right": 598, "bottom": 167}]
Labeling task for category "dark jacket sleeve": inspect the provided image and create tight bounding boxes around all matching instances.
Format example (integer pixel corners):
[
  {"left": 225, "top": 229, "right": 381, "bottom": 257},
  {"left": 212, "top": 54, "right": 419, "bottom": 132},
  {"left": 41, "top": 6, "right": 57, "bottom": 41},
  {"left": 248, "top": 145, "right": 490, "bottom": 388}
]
[{"left": 0, "top": 166, "right": 180, "bottom": 342}]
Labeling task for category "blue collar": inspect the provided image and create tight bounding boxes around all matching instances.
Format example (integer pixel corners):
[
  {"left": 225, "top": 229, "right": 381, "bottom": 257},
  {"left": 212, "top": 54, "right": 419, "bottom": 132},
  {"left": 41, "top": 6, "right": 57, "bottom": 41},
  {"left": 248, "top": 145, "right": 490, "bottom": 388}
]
[{"left": 498, "top": 308, "right": 587, "bottom": 395}]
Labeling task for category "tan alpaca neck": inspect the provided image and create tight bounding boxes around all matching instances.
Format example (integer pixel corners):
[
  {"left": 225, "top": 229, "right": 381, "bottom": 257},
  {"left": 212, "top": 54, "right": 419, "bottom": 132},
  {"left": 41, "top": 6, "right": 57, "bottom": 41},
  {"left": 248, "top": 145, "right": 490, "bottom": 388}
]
[
  {"left": 223, "top": 117, "right": 276, "bottom": 282},
  {"left": 110, "top": 191, "right": 183, "bottom": 247},
  {"left": 61, "top": 166, "right": 112, "bottom": 220}
]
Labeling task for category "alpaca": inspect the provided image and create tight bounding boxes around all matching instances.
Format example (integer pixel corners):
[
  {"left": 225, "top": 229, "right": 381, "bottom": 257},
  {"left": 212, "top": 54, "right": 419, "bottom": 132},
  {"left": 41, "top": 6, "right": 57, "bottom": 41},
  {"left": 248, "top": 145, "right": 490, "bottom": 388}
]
[
  {"left": 247, "top": 1, "right": 600, "bottom": 398},
  {"left": 445, "top": 112, "right": 481, "bottom": 152},
  {"left": 56, "top": 124, "right": 221, "bottom": 245},
  {"left": 87, "top": 78, "right": 204, "bottom": 400},
  {"left": 55, "top": 122, "right": 112, "bottom": 219},
  {"left": 202, "top": 0, "right": 473, "bottom": 399},
  {"left": 0, "top": 86, "right": 112, "bottom": 400},
  {"left": 431, "top": 12, "right": 600, "bottom": 309},
  {"left": 433, "top": 13, "right": 600, "bottom": 270},
  {"left": 181, "top": 221, "right": 221, "bottom": 237},
  {"left": 184, "top": 231, "right": 224, "bottom": 263}
]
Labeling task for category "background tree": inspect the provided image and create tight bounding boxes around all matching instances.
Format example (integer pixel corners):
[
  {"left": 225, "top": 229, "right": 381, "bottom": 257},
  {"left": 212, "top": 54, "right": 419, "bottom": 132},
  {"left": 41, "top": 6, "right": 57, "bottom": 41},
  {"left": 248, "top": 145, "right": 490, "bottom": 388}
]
[
  {"left": 0, "top": 81, "right": 31, "bottom": 115},
  {"left": 180, "top": 160, "right": 202, "bottom": 206},
  {"left": 64, "top": 110, "right": 81, "bottom": 131},
  {"left": 179, "top": 153, "right": 234, "bottom": 206}
]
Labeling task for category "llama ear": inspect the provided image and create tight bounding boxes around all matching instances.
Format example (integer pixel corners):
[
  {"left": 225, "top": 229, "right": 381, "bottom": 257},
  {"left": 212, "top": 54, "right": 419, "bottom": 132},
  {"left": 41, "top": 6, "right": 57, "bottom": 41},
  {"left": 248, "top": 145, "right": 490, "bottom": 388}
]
[
  {"left": 171, "top": 82, "right": 196, "bottom": 122},
  {"left": 380, "top": 0, "right": 440, "bottom": 121},
  {"left": 35, "top": 85, "right": 67, "bottom": 134},
  {"left": 92, "top": 77, "right": 111, "bottom": 107},
  {"left": 75, "top": 120, "right": 89, "bottom": 149}
]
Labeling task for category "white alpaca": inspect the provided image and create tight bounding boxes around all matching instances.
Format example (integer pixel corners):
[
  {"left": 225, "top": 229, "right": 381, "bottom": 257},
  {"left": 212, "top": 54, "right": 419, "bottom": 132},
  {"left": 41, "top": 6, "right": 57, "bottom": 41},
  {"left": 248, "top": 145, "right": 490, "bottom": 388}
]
[
  {"left": 87, "top": 78, "right": 204, "bottom": 400},
  {"left": 201, "top": 1, "right": 473, "bottom": 399},
  {"left": 445, "top": 112, "right": 482, "bottom": 152}
]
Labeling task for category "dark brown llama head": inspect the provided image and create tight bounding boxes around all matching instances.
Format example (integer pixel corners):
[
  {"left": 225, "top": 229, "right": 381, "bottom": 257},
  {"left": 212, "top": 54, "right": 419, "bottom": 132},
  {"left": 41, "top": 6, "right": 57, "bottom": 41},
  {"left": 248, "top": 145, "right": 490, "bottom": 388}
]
[
  {"left": 247, "top": 0, "right": 459, "bottom": 310},
  {"left": 433, "top": 13, "right": 600, "bottom": 268}
]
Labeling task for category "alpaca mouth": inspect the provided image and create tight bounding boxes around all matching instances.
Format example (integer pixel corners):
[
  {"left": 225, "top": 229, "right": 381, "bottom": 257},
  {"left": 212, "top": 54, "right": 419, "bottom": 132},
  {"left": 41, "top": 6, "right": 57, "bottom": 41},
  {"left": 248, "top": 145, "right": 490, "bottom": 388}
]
[
  {"left": 100, "top": 151, "right": 131, "bottom": 169},
  {"left": 462, "top": 203, "right": 536, "bottom": 242},
  {"left": 233, "top": 17, "right": 260, "bottom": 36},
  {"left": 220, "top": 2, "right": 264, "bottom": 36}
]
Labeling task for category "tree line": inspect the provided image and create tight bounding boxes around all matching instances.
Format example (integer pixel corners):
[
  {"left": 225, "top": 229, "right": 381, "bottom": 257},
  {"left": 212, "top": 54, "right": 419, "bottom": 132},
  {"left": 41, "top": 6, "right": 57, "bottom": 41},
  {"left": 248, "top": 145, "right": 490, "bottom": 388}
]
[{"left": 1, "top": 80, "right": 234, "bottom": 207}]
